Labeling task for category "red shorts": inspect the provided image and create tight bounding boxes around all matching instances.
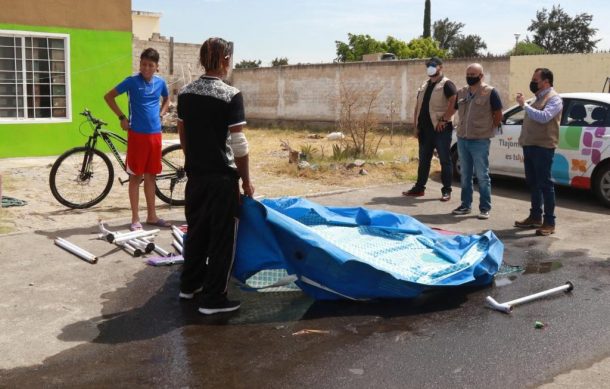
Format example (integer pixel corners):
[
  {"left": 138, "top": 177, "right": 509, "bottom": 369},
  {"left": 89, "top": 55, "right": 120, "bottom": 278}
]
[{"left": 126, "top": 130, "right": 162, "bottom": 175}]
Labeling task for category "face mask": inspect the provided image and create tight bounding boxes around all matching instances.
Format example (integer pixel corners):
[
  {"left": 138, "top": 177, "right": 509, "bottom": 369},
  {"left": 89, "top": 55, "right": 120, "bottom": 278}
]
[
  {"left": 529, "top": 81, "right": 540, "bottom": 94},
  {"left": 466, "top": 76, "right": 480, "bottom": 86},
  {"left": 426, "top": 66, "right": 438, "bottom": 77}
]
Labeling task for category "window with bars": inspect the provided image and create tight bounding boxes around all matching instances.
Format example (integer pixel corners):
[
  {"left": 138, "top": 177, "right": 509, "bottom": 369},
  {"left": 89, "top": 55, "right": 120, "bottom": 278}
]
[{"left": 0, "top": 32, "right": 70, "bottom": 121}]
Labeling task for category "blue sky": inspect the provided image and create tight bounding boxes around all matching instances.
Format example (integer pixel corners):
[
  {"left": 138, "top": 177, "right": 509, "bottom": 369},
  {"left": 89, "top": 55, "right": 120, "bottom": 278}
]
[{"left": 132, "top": 0, "right": 610, "bottom": 65}]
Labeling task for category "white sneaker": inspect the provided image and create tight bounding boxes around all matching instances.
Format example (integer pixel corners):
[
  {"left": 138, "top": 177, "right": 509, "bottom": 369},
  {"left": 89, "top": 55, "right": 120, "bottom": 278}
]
[
  {"left": 179, "top": 286, "right": 203, "bottom": 300},
  {"left": 478, "top": 210, "right": 490, "bottom": 220}
]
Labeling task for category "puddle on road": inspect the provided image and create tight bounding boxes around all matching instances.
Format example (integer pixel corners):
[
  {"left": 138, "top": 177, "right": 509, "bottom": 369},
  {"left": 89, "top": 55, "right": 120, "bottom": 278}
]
[
  {"left": 523, "top": 261, "right": 563, "bottom": 274},
  {"left": 494, "top": 276, "right": 517, "bottom": 287}
]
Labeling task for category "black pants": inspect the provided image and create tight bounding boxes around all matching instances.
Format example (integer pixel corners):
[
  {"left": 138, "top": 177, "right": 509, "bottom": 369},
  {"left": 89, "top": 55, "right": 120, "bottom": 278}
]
[
  {"left": 415, "top": 124, "right": 453, "bottom": 194},
  {"left": 180, "top": 175, "right": 240, "bottom": 304}
]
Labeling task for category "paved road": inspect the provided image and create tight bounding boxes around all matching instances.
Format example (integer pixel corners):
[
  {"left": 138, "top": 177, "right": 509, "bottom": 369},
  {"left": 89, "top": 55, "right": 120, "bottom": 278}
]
[{"left": 1, "top": 177, "right": 609, "bottom": 388}]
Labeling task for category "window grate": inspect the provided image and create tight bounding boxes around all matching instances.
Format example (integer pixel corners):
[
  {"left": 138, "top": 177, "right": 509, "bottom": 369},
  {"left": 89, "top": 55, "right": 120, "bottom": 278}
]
[{"left": 0, "top": 31, "right": 69, "bottom": 122}]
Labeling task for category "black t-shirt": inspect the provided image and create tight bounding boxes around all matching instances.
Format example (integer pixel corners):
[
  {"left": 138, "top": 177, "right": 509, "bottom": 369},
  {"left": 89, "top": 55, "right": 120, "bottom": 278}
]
[
  {"left": 177, "top": 76, "right": 246, "bottom": 177},
  {"left": 418, "top": 78, "right": 457, "bottom": 130}
]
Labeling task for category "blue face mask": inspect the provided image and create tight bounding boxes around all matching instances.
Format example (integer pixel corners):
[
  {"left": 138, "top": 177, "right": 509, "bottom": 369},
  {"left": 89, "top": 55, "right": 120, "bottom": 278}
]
[{"left": 426, "top": 66, "right": 438, "bottom": 77}]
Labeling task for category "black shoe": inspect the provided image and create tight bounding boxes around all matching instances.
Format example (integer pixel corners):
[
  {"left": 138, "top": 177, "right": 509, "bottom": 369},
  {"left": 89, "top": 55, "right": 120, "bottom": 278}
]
[
  {"left": 452, "top": 205, "right": 472, "bottom": 215},
  {"left": 402, "top": 186, "right": 425, "bottom": 197},
  {"left": 440, "top": 192, "right": 451, "bottom": 202},
  {"left": 199, "top": 298, "right": 241, "bottom": 315}
]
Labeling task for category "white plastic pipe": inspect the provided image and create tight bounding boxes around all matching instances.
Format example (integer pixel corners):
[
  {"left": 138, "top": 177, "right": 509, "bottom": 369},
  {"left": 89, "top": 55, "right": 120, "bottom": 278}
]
[
  {"left": 112, "top": 229, "right": 159, "bottom": 244},
  {"left": 55, "top": 237, "right": 98, "bottom": 264},
  {"left": 130, "top": 238, "right": 155, "bottom": 254},
  {"left": 486, "top": 281, "right": 574, "bottom": 313},
  {"left": 98, "top": 221, "right": 158, "bottom": 243},
  {"left": 115, "top": 240, "right": 142, "bottom": 257},
  {"left": 172, "top": 239, "right": 183, "bottom": 255},
  {"left": 171, "top": 225, "right": 184, "bottom": 246},
  {"left": 140, "top": 237, "right": 171, "bottom": 257}
]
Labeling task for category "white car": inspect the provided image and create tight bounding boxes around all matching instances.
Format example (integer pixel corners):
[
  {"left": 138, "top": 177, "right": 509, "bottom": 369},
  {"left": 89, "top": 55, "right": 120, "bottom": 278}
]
[{"left": 451, "top": 92, "right": 610, "bottom": 207}]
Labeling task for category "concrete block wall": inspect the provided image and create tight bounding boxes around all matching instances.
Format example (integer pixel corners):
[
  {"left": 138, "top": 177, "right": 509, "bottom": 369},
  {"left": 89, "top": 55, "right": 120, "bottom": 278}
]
[{"left": 232, "top": 57, "right": 511, "bottom": 129}]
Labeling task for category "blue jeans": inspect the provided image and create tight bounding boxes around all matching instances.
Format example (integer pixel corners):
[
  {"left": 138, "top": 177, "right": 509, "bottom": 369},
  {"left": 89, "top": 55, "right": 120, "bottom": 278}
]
[
  {"left": 457, "top": 138, "right": 491, "bottom": 211},
  {"left": 415, "top": 124, "right": 453, "bottom": 194},
  {"left": 523, "top": 146, "right": 556, "bottom": 226}
]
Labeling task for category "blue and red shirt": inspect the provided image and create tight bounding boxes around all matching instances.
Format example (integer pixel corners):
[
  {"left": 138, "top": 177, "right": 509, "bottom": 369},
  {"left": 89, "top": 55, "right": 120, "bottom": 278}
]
[{"left": 115, "top": 74, "right": 169, "bottom": 134}]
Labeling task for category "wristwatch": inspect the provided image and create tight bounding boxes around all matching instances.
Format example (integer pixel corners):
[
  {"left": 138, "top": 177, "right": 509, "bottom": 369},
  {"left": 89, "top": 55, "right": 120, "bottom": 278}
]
[{"left": 118, "top": 114, "right": 127, "bottom": 121}]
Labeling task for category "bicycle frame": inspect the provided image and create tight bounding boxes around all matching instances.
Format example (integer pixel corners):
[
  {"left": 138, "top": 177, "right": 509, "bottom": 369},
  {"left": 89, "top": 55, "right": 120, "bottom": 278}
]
[{"left": 78, "top": 110, "right": 185, "bottom": 201}]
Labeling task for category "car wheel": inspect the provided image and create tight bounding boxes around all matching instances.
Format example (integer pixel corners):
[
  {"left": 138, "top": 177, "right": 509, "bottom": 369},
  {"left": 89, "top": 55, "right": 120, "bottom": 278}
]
[
  {"left": 451, "top": 147, "right": 461, "bottom": 180},
  {"left": 592, "top": 162, "right": 610, "bottom": 208}
]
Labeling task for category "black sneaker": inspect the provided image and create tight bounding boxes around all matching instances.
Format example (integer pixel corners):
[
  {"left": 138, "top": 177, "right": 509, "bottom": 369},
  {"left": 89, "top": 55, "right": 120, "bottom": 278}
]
[
  {"left": 178, "top": 286, "right": 203, "bottom": 300},
  {"left": 402, "top": 186, "right": 425, "bottom": 197},
  {"left": 198, "top": 298, "right": 241, "bottom": 315},
  {"left": 452, "top": 205, "right": 472, "bottom": 215},
  {"left": 440, "top": 192, "right": 451, "bottom": 202}
]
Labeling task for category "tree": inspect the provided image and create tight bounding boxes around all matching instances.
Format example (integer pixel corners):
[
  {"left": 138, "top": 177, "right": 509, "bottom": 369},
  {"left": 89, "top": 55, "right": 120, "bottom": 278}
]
[
  {"left": 403, "top": 37, "right": 446, "bottom": 59},
  {"left": 423, "top": 0, "right": 431, "bottom": 38},
  {"left": 271, "top": 57, "right": 289, "bottom": 66},
  {"left": 335, "top": 34, "right": 446, "bottom": 61},
  {"left": 234, "top": 59, "right": 261, "bottom": 69},
  {"left": 527, "top": 5, "right": 599, "bottom": 53},
  {"left": 433, "top": 18, "right": 464, "bottom": 50},
  {"left": 451, "top": 35, "right": 487, "bottom": 58},
  {"left": 508, "top": 40, "right": 546, "bottom": 56},
  {"left": 335, "top": 33, "right": 385, "bottom": 62}
]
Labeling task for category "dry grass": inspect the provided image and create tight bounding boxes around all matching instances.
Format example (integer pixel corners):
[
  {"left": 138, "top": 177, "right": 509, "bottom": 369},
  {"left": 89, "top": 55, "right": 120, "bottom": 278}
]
[
  {"left": 0, "top": 127, "right": 427, "bottom": 234},
  {"left": 244, "top": 127, "right": 421, "bottom": 197}
]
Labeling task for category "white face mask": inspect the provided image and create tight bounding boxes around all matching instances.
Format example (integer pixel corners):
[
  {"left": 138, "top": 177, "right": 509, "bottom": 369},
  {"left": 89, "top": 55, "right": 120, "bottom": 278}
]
[{"left": 427, "top": 66, "right": 438, "bottom": 77}]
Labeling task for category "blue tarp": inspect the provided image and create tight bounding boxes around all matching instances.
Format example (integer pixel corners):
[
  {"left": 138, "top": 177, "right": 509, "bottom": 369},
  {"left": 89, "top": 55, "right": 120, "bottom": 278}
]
[{"left": 235, "top": 197, "right": 504, "bottom": 300}]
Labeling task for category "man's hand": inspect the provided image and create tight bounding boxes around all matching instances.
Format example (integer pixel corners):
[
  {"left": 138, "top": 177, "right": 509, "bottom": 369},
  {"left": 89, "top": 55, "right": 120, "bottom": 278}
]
[
  {"left": 516, "top": 93, "right": 525, "bottom": 107},
  {"left": 242, "top": 179, "right": 255, "bottom": 197},
  {"left": 435, "top": 120, "right": 446, "bottom": 132},
  {"left": 119, "top": 118, "right": 130, "bottom": 131}
]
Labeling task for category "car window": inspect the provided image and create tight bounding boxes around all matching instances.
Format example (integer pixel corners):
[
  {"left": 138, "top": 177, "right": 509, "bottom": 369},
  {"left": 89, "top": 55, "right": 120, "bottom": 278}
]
[
  {"left": 562, "top": 99, "right": 610, "bottom": 127},
  {"left": 503, "top": 107, "right": 525, "bottom": 125}
]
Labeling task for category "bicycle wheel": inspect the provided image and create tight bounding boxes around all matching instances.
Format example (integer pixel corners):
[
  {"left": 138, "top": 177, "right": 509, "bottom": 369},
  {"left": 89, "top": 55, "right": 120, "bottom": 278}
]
[
  {"left": 155, "top": 143, "right": 186, "bottom": 206},
  {"left": 49, "top": 146, "right": 114, "bottom": 209}
]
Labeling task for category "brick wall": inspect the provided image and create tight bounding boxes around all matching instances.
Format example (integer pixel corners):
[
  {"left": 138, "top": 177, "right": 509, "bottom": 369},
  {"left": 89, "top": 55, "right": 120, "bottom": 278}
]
[{"left": 232, "top": 57, "right": 510, "bottom": 129}]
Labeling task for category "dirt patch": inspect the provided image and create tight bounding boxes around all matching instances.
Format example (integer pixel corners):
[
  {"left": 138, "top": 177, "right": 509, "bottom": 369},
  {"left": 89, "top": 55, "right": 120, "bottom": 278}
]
[{"left": 0, "top": 129, "right": 425, "bottom": 234}]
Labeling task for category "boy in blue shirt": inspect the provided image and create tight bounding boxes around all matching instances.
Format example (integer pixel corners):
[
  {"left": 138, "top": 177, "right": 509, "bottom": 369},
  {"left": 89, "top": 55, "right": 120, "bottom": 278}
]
[{"left": 104, "top": 48, "right": 170, "bottom": 230}]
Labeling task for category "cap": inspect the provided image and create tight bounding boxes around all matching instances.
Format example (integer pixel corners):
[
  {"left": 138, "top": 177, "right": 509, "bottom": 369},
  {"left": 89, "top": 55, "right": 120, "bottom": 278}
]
[{"left": 426, "top": 57, "right": 443, "bottom": 66}]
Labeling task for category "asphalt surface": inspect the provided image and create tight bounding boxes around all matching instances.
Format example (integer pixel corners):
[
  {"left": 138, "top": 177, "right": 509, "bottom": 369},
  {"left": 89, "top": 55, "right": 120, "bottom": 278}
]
[{"left": 1, "top": 176, "right": 609, "bottom": 388}]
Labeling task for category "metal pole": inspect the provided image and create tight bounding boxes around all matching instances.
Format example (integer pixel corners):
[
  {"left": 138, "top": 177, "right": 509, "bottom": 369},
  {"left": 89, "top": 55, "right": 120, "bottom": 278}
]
[
  {"left": 172, "top": 239, "right": 183, "bottom": 255},
  {"left": 486, "top": 281, "right": 574, "bottom": 313},
  {"left": 55, "top": 237, "right": 98, "bottom": 264}
]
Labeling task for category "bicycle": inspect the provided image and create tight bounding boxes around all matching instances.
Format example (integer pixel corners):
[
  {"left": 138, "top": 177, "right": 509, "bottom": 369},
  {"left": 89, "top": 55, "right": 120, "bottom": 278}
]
[{"left": 49, "top": 109, "right": 186, "bottom": 209}]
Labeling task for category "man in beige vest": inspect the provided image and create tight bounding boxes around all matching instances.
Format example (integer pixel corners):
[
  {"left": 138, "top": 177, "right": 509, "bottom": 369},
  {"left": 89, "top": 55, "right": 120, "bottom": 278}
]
[
  {"left": 452, "top": 63, "right": 503, "bottom": 219},
  {"left": 515, "top": 68, "right": 563, "bottom": 236},
  {"left": 403, "top": 57, "right": 457, "bottom": 201}
]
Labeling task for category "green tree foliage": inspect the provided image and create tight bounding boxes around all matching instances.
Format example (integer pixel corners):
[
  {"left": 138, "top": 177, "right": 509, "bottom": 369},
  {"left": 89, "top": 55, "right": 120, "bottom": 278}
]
[
  {"left": 507, "top": 40, "right": 546, "bottom": 56},
  {"left": 271, "top": 57, "right": 289, "bottom": 66},
  {"left": 527, "top": 5, "right": 599, "bottom": 53},
  {"left": 335, "top": 34, "right": 446, "bottom": 62},
  {"left": 403, "top": 37, "right": 446, "bottom": 59},
  {"left": 234, "top": 59, "right": 261, "bottom": 69},
  {"left": 335, "top": 34, "right": 385, "bottom": 62},
  {"left": 451, "top": 35, "right": 487, "bottom": 58},
  {"left": 423, "top": 0, "right": 431, "bottom": 38},
  {"left": 433, "top": 18, "right": 465, "bottom": 50}
]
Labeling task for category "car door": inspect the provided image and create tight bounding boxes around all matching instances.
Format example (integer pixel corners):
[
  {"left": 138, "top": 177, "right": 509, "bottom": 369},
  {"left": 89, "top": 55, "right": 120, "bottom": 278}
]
[
  {"left": 556, "top": 98, "right": 610, "bottom": 188},
  {"left": 491, "top": 105, "right": 526, "bottom": 176}
]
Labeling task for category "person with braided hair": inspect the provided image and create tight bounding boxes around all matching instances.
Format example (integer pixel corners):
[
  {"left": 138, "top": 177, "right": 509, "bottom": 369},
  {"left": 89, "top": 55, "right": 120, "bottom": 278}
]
[{"left": 177, "top": 37, "right": 254, "bottom": 315}]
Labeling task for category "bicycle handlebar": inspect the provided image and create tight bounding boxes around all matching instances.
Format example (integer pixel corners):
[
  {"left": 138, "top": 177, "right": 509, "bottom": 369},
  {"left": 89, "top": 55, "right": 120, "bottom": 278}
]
[{"left": 80, "top": 109, "right": 108, "bottom": 126}]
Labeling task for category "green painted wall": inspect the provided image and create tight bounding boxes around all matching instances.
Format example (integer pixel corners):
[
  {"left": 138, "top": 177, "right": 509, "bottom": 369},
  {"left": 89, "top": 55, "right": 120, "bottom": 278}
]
[{"left": 0, "top": 24, "right": 131, "bottom": 157}]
